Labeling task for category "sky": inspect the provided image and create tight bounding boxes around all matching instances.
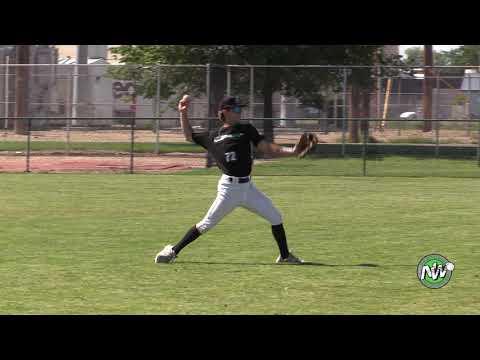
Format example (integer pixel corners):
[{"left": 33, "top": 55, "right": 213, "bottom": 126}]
[{"left": 399, "top": 45, "right": 461, "bottom": 56}]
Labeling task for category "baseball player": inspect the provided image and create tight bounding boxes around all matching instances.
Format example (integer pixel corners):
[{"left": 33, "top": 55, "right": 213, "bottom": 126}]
[{"left": 155, "top": 95, "right": 318, "bottom": 265}]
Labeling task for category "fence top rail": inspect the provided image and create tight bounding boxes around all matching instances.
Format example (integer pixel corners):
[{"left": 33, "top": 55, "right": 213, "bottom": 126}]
[
  {"left": 0, "top": 64, "right": 208, "bottom": 68},
  {"left": 2, "top": 117, "right": 480, "bottom": 122},
  {"left": 0, "top": 64, "right": 479, "bottom": 69}
]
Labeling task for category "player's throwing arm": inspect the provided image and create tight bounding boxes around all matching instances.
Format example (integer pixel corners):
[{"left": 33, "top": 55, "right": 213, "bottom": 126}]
[{"left": 179, "top": 95, "right": 193, "bottom": 142}]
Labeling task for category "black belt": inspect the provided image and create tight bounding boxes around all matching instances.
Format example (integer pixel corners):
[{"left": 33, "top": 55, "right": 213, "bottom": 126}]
[{"left": 228, "top": 176, "right": 250, "bottom": 183}]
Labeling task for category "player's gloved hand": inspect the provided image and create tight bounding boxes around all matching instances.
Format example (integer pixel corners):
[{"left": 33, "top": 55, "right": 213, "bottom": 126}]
[{"left": 294, "top": 132, "right": 319, "bottom": 158}]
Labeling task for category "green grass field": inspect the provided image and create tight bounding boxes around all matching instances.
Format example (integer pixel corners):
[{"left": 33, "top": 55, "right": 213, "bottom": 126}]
[
  {"left": 1, "top": 160, "right": 480, "bottom": 314},
  {"left": 184, "top": 156, "right": 480, "bottom": 178}
]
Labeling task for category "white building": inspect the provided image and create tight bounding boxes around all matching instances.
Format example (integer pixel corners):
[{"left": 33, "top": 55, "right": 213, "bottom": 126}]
[
  {"left": 56, "top": 46, "right": 163, "bottom": 128},
  {"left": 461, "top": 69, "right": 480, "bottom": 115}
]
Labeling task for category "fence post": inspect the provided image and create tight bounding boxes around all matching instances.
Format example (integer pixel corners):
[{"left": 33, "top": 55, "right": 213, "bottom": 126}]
[
  {"left": 250, "top": 66, "right": 254, "bottom": 122},
  {"left": 72, "top": 64, "right": 78, "bottom": 126},
  {"left": 130, "top": 113, "right": 135, "bottom": 174},
  {"left": 477, "top": 119, "right": 480, "bottom": 167},
  {"left": 205, "top": 64, "right": 213, "bottom": 168},
  {"left": 435, "top": 73, "right": 440, "bottom": 158},
  {"left": 397, "top": 76, "right": 402, "bottom": 136},
  {"left": 66, "top": 68, "right": 73, "bottom": 156},
  {"left": 467, "top": 71, "right": 472, "bottom": 137},
  {"left": 155, "top": 66, "right": 161, "bottom": 155},
  {"left": 362, "top": 120, "right": 367, "bottom": 176},
  {"left": 66, "top": 115, "right": 71, "bottom": 155},
  {"left": 130, "top": 83, "right": 136, "bottom": 174},
  {"left": 376, "top": 66, "right": 381, "bottom": 131},
  {"left": 26, "top": 117, "right": 31, "bottom": 173},
  {"left": 226, "top": 65, "right": 231, "bottom": 96},
  {"left": 342, "top": 68, "right": 347, "bottom": 157},
  {"left": 4, "top": 55, "right": 9, "bottom": 136}
]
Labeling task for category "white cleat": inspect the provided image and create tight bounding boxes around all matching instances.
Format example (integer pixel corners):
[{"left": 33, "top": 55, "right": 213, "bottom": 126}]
[
  {"left": 155, "top": 245, "right": 177, "bottom": 264},
  {"left": 276, "top": 252, "right": 305, "bottom": 265}
]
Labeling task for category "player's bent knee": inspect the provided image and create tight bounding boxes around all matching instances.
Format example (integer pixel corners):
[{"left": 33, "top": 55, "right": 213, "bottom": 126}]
[
  {"left": 196, "top": 220, "right": 214, "bottom": 234},
  {"left": 269, "top": 210, "right": 283, "bottom": 226}
]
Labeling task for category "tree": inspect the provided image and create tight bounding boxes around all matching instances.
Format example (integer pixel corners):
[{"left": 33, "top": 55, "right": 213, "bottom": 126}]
[
  {"left": 345, "top": 48, "right": 403, "bottom": 142},
  {"left": 443, "top": 45, "right": 480, "bottom": 66},
  {"left": 403, "top": 46, "right": 450, "bottom": 67},
  {"left": 109, "top": 45, "right": 397, "bottom": 142},
  {"left": 403, "top": 46, "right": 424, "bottom": 66},
  {"left": 402, "top": 46, "right": 471, "bottom": 132},
  {"left": 403, "top": 45, "right": 480, "bottom": 76}
]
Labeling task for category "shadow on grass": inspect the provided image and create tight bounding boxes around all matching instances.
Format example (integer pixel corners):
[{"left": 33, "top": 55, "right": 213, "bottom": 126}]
[{"left": 175, "top": 261, "right": 388, "bottom": 268}]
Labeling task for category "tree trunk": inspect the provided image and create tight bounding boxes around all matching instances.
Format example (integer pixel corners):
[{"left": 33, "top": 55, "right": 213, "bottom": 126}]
[
  {"left": 262, "top": 67, "right": 274, "bottom": 143},
  {"left": 208, "top": 65, "right": 227, "bottom": 125},
  {"left": 15, "top": 45, "right": 30, "bottom": 135},
  {"left": 206, "top": 65, "right": 227, "bottom": 167},
  {"left": 423, "top": 45, "right": 433, "bottom": 132},
  {"left": 360, "top": 88, "right": 370, "bottom": 139},
  {"left": 348, "top": 85, "right": 360, "bottom": 143}
]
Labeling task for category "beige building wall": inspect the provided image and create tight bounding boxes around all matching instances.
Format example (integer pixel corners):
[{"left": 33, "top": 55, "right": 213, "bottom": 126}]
[
  {"left": 56, "top": 45, "right": 77, "bottom": 58},
  {"left": 55, "top": 45, "right": 119, "bottom": 62}
]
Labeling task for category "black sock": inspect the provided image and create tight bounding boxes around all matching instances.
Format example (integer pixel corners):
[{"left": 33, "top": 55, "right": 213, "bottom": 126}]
[
  {"left": 271, "top": 224, "right": 290, "bottom": 259},
  {"left": 172, "top": 225, "right": 202, "bottom": 255}
]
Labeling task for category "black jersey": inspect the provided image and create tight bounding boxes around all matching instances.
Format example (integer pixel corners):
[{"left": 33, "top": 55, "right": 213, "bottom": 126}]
[{"left": 192, "top": 123, "right": 265, "bottom": 177}]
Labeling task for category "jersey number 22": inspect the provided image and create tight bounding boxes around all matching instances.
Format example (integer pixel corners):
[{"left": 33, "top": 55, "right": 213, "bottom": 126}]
[{"left": 225, "top": 152, "right": 237, "bottom": 163}]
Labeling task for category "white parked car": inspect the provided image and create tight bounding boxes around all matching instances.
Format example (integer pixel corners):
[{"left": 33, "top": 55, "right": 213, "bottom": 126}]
[{"left": 400, "top": 112, "right": 417, "bottom": 120}]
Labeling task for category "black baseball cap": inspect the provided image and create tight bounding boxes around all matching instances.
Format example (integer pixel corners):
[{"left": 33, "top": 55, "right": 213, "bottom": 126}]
[{"left": 219, "top": 96, "right": 247, "bottom": 110}]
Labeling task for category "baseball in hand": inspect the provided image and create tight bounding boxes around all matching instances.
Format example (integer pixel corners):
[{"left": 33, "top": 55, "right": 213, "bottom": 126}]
[
  {"left": 181, "top": 95, "right": 191, "bottom": 104},
  {"left": 179, "top": 95, "right": 191, "bottom": 113}
]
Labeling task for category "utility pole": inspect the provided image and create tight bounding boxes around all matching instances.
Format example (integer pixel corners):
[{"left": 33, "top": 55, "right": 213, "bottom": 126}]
[
  {"left": 14, "top": 45, "right": 30, "bottom": 135},
  {"left": 423, "top": 45, "right": 433, "bottom": 132}
]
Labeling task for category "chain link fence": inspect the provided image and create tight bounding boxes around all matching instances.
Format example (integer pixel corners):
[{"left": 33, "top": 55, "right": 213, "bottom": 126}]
[{"left": 1, "top": 64, "right": 480, "bottom": 176}]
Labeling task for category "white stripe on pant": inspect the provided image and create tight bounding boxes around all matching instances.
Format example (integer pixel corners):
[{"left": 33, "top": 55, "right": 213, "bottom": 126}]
[{"left": 196, "top": 174, "right": 283, "bottom": 234}]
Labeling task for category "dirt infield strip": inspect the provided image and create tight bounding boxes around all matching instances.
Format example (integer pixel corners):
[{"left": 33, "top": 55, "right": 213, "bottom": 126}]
[{"left": 0, "top": 154, "right": 206, "bottom": 173}]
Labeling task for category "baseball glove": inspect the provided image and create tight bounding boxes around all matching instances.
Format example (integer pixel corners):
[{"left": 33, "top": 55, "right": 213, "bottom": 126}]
[{"left": 294, "top": 132, "right": 319, "bottom": 158}]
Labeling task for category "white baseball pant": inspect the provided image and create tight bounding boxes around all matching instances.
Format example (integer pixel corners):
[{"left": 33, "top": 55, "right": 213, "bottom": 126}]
[{"left": 196, "top": 174, "right": 283, "bottom": 234}]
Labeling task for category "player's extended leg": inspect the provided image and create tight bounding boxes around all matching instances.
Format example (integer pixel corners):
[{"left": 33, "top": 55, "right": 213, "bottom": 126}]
[
  {"left": 155, "top": 186, "right": 239, "bottom": 263},
  {"left": 241, "top": 182, "right": 304, "bottom": 264},
  {"left": 175, "top": 189, "right": 238, "bottom": 252}
]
